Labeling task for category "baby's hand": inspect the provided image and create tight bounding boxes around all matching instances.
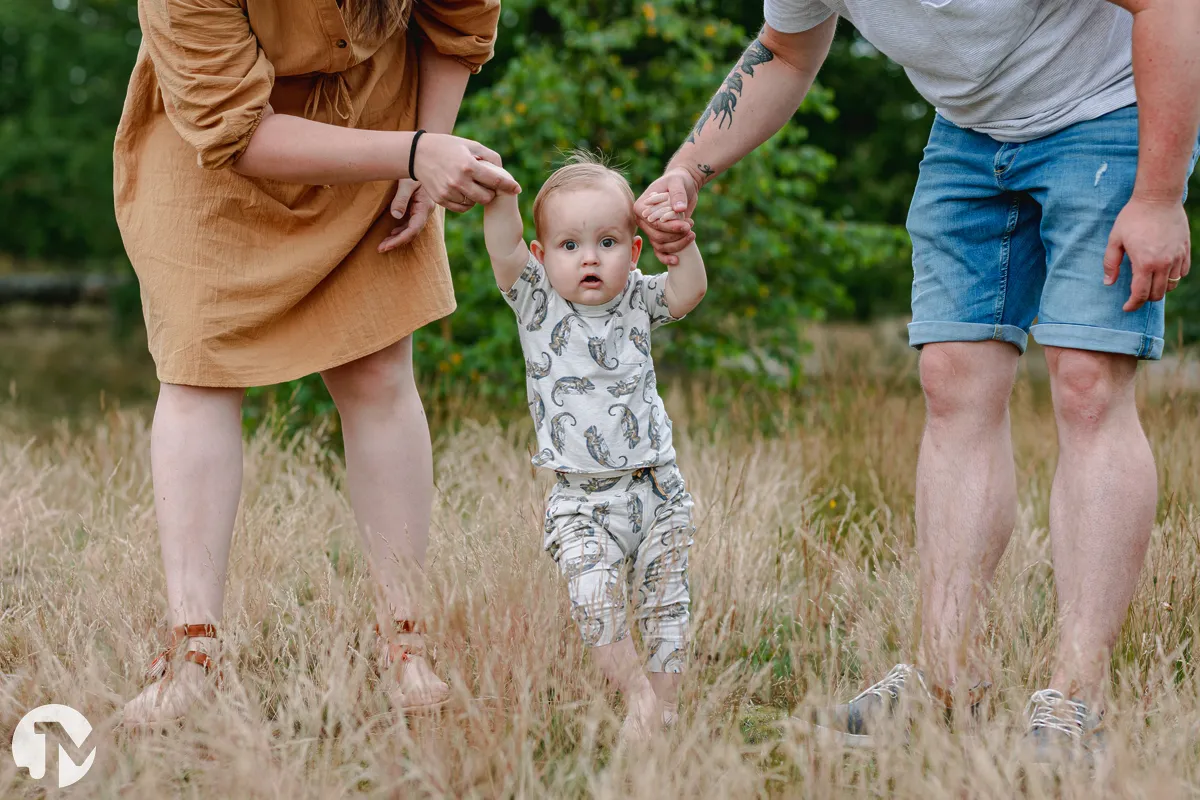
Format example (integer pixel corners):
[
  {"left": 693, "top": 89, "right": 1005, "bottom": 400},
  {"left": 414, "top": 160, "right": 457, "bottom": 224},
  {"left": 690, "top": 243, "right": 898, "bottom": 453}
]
[{"left": 639, "top": 191, "right": 684, "bottom": 224}]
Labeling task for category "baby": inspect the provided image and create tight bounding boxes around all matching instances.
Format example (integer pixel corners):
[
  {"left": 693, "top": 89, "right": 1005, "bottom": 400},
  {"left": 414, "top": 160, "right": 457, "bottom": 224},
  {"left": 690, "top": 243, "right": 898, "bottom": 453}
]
[{"left": 483, "top": 152, "right": 707, "bottom": 741}]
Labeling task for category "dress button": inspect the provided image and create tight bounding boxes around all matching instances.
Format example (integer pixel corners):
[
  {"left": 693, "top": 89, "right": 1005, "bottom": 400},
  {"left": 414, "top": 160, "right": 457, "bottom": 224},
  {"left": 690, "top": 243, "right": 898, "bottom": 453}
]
[{"left": 336, "top": 38, "right": 348, "bottom": 48}]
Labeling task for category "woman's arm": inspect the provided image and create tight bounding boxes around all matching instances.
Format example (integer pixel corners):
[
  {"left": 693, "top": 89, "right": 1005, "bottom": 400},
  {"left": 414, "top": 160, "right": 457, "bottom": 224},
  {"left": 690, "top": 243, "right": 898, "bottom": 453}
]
[
  {"left": 378, "top": 38, "right": 477, "bottom": 252},
  {"left": 416, "top": 37, "right": 472, "bottom": 135},
  {"left": 233, "top": 111, "right": 415, "bottom": 184},
  {"left": 234, "top": 112, "right": 517, "bottom": 205},
  {"left": 635, "top": 18, "right": 837, "bottom": 264},
  {"left": 236, "top": 17, "right": 478, "bottom": 185}
]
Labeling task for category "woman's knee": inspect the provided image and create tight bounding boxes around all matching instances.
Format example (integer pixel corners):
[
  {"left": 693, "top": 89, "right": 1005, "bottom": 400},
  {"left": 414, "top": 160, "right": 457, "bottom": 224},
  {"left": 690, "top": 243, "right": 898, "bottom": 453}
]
[
  {"left": 157, "top": 383, "right": 244, "bottom": 416},
  {"left": 322, "top": 338, "right": 417, "bottom": 409}
]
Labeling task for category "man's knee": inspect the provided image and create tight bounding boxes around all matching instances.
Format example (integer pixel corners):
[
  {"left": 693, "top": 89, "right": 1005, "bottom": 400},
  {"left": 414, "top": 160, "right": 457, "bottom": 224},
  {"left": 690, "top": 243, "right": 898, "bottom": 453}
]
[
  {"left": 919, "top": 342, "right": 1017, "bottom": 424},
  {"left": 1047, "top": 347, "right": 1136, "bottom": 433}
]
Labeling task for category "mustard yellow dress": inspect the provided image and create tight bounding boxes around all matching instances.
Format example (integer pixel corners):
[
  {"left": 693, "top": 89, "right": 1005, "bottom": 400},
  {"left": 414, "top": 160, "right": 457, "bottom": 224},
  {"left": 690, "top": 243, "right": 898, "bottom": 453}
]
[{"left": 114, "top": 0, "right": 500, "bottom": 387}]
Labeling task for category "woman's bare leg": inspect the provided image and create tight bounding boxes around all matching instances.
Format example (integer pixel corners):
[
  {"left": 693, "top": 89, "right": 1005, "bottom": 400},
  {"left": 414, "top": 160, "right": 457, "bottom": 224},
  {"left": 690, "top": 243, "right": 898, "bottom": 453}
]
[
  {"left": 124, "top": 384, "right": 244, "bottom": 725},
  {"left": 321, "top": 337, "right": 446, "bottom": 707}
]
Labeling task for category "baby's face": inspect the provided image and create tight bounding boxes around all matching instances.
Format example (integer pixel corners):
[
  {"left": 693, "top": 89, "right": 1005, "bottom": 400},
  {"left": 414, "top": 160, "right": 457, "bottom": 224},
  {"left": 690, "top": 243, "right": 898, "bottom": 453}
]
[{"left": 532, "top": 186, "right": 642, "bottom": 306}]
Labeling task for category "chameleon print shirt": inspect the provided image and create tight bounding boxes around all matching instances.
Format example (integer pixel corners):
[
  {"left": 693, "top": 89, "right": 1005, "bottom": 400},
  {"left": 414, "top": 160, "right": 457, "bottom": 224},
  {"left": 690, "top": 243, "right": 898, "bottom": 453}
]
[{"left": 502, "top": 254, "right": 683, "bottom": 474}]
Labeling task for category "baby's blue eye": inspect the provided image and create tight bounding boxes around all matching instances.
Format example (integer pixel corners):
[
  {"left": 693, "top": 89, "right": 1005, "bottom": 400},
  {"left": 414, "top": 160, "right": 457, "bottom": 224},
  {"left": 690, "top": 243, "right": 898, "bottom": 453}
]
[
  {"left": 601, "top": 238, "right": 616, "bottom": 248},
  {"left": 563, "top": 241, "right": 577, "bottom": 251}
]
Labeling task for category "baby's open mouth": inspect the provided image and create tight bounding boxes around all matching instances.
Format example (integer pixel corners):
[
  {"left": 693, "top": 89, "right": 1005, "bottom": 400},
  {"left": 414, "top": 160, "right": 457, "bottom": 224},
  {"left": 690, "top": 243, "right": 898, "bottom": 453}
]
[{"left": 580, "top": 275, "right": 602, "bottom": 287}]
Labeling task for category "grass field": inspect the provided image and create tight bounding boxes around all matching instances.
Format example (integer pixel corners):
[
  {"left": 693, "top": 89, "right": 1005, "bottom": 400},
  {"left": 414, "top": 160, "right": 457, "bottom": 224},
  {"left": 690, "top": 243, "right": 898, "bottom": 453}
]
[{"left": 1, "top": 314, "right": 1199, "bottom": 798}]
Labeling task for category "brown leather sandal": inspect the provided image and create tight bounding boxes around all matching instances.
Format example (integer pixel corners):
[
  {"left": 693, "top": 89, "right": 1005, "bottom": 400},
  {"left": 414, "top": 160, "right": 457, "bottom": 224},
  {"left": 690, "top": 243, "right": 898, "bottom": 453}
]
[
  {"left": 375, "top": 619, "right": 450, "bottom": 713},
  {"left": 145, "top": 623, "right": 223, "bottom": 690},
  {"left": 123, "top": 623, "right": 222, "bottom": 730}
]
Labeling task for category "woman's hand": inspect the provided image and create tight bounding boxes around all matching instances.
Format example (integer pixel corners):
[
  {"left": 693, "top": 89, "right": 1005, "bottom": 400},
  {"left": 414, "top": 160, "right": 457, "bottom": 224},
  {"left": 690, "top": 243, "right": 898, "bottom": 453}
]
[
  {"left": 412, "top": 133, "right": 520, "bottom": 212},
  {"left": 378, "top": 179, "right": 435, "bottom": 253}
]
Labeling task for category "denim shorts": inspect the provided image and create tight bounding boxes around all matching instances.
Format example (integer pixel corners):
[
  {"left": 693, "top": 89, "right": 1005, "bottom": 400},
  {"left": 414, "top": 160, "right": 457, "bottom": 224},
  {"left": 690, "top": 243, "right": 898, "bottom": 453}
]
[{"left": 907, "top": 104, "right": 1200, "bottom": 360}]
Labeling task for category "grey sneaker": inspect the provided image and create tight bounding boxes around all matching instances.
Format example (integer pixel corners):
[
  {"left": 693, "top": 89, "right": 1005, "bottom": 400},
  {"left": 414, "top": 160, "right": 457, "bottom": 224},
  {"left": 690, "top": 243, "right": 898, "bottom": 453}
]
[
  {"left": 804, "top": 664, "right": 934, "bottom": 748},
  {"left": 1021, "top": 689, "right": 1105, "bottom": 766}
]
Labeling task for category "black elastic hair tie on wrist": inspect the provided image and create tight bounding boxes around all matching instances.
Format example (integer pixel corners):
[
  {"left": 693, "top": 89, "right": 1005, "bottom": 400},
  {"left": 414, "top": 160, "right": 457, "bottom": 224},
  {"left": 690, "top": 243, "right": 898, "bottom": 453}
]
[{"left": 409, "top": 129, "right": 426, "bottom": 182}]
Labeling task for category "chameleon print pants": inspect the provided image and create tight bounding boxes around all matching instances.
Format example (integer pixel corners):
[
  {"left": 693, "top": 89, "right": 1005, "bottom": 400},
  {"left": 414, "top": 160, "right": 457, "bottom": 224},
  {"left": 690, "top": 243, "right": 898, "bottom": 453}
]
[{"left": 544, "top": 462, "right": 694, "bottom": 673}]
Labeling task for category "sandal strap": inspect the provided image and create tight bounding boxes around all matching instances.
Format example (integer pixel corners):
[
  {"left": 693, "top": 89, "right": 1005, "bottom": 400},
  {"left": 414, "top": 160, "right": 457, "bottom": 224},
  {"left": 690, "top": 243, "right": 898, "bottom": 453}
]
[
  {"left": 146, "top": 623, "right": 220, "bottom": 680},
  {"left": 173, "top": 623, "right": 218, "bottom": 642},
  {"left": 182, "top": 650, "right": 215, "bottom": 673},
  {"left": 374, "top": 619, "right": 425, "bottom": 637},
  {"left": 375, "top": 620, "right": 429, "bottom": 669}
]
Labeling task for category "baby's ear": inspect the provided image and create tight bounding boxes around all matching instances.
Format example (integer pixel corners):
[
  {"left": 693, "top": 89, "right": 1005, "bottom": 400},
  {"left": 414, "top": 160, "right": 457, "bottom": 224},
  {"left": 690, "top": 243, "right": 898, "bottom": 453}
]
[
  {"left": 630, "top": 234, "right": 643, "bottom": 269},
  {"left": 530, "top": 240, "right": 545, "bottom": 263}
]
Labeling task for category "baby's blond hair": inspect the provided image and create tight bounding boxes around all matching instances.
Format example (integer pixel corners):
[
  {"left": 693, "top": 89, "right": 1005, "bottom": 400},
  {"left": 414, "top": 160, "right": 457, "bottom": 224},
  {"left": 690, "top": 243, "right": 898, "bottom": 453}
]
[{"left": 532, "top": 150, "right": 637, "bottom": 240}]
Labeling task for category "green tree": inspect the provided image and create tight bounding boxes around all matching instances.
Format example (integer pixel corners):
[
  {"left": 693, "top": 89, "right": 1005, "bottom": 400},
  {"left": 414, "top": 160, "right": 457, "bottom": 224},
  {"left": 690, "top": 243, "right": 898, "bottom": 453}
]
[
  {"left": 410, "top": 0, "right": 907, "bottom": 404},
  {"left": 0, "top": 0, "right": 140, "bottom": 265}
]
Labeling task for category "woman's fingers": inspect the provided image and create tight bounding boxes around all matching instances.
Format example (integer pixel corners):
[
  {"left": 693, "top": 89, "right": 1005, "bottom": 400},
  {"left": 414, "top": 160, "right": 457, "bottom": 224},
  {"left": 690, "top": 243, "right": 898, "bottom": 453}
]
[
  {"left": 417, "top": 134, "right": 519, "bottom": 209},
  {"left": 451, "top": 179, "right": 497, "bottom": 207},
  {"left": 442, "top": 198, "right": 475, "bottom": 213},
  {"left": 466, "top": 139, "right": 504, "bottom": 167},
  {"left": 469, "top": 159, "right": 520, "bottom": 195}
]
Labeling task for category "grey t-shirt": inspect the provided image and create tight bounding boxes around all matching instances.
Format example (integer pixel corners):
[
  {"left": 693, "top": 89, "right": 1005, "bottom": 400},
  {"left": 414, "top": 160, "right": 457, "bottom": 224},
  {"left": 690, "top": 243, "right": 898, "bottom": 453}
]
[
  {"left": 764, "top": 0, "right": 1135, "bottom": 142},
  {"left": 502, "top": 255, "right": 681, "bottom": 474}
]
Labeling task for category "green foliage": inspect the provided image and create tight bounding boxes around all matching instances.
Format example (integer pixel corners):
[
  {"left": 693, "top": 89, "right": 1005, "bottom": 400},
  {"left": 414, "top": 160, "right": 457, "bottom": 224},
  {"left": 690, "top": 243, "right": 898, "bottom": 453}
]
[
  {"left": 3, "top": 1, "right": 1198, "bottom": 435},
  {"left": 1169, "top": 212, "right": 1200, "bottom": 346},
  {"left": 428, "top": 0, "right": 908, "bottom": 401},
  {"left": 0, "top": 0, "right": 140, "bottom": 265}
]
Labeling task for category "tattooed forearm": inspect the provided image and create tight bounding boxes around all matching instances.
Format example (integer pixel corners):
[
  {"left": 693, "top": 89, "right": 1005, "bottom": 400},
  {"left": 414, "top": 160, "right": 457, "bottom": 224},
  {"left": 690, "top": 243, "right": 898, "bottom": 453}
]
[
  {"left": 739, "top": 39, "right": 774, "bottom": 77},
  {"left": 686, "top": 107, "right": 712, "bottom": 145},
  {"left": 697, "top": 164, "right": 715, "bottom": 179},
  {"left": 686, "top": 38, "right": 776, "bottom": 145}
]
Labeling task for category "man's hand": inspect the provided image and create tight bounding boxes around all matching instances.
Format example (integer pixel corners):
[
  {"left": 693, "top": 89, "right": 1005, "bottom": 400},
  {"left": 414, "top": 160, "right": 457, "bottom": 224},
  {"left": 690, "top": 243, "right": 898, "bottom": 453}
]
[
  {"left": 379, "top": 179, "right": 435, "bottom": 253},
  {"left": 634, "top": 167, "right": 699, "bottom": 266},
  {"left": 1104, "top": 196, "right": 1191, "bottom": 311}
]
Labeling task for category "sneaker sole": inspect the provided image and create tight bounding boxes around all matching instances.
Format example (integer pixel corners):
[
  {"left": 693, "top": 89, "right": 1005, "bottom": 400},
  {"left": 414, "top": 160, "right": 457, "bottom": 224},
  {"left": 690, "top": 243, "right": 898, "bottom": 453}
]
[{"left": 786, "top": 717, "right": 877, "bottom": 749}]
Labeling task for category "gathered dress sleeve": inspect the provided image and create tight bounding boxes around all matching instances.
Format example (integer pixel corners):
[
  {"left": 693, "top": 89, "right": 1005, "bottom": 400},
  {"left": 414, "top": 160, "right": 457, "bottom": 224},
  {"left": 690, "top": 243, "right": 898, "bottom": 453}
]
[
  {"left": 139, "top": 0, "right": 275, "bottom": 170},
  {"left": 411, "top": 0, "right": 501, "bottom": 74}
]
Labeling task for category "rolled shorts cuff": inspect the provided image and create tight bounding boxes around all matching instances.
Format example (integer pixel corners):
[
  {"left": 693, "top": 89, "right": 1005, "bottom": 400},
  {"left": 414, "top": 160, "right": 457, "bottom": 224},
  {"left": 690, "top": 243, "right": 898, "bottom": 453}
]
[
  {"left": 1030, "top": 322, "right": 1163, "bottom": 360},
  {"left": 907, "top": 321, "right": 1029, "bottom": 353}
]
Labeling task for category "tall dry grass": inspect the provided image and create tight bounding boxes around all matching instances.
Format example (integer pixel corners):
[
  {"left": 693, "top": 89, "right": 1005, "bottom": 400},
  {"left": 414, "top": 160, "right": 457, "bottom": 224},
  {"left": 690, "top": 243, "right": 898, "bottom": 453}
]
[{"left": 1, "top": 324, "right": 1199, "bottom": 798}]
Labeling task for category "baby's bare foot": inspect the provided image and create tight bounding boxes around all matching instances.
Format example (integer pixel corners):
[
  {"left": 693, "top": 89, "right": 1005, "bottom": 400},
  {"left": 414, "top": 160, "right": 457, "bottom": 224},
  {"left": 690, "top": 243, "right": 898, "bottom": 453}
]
[{"left": 618, "top": 689, "right": 662, "bottom": 746}]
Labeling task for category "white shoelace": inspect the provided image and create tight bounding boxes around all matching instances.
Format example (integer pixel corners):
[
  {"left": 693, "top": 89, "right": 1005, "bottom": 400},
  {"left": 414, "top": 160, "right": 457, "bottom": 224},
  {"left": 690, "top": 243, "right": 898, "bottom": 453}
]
[
  {"left": 1025, "top": 689, "right": 1087, "bottom": 738},
  {"left": 850, "top": 663, "right": 928, "bottom": 705}
]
